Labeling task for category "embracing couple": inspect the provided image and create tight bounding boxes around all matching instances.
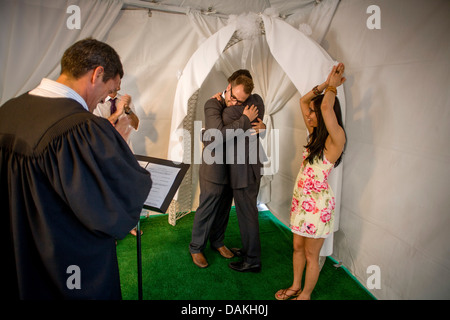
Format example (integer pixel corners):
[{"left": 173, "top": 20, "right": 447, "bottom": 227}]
[{"left": 189, "top": 69, "right": 266, "bottom": 273}]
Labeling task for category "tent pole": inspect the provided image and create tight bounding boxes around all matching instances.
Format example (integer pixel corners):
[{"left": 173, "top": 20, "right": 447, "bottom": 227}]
[{"left": 122, "top": 0, "right": 229, "bottom": 19}]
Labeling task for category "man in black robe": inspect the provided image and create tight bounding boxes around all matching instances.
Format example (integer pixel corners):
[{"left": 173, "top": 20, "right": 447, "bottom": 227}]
[{"left": 0, "top": 38, "right": 152, "bottom": 299}]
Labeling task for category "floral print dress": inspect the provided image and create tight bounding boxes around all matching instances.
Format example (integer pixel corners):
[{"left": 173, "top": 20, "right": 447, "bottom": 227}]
[{"left": 290, "top": 149, "right": 335, "bottom": 239}]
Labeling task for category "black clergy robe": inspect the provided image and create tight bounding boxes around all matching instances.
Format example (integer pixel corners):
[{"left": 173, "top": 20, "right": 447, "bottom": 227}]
[{"left": 0, "top": 93, "right": 152, "bottom": 300}]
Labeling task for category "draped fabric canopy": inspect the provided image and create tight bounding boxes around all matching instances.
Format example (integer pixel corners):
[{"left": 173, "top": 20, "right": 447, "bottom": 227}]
[{"left": 168, "top": 11, "right": 344, "bottom": 256}]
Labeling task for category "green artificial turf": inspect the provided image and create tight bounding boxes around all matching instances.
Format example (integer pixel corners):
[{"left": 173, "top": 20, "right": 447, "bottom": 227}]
[{"left": 116, "top": 208, "right": 375, "bottom": 300}]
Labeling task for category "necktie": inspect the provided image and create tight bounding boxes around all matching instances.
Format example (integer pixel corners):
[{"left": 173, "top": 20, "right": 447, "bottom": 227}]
[
  {"left": 110, "top": 97, "right": 117, "bottom": 115},
  {"left": 110, "top": 98, "right": 119, "bottom": 125}
]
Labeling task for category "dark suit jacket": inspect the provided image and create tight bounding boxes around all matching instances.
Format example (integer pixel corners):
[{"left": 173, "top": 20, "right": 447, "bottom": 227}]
[
  {"left": 222, "top": 94, "right": 267, "bottom": 189},
  {"left": 199, "top": 98, "right": 252, "bottom": 184}
]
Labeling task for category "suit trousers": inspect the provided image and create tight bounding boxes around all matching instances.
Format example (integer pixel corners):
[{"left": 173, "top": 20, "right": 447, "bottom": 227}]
[
  {"left": 233, "top": 179, "right": 261, "bottom": 265},
  {"left": 190, "top": 178, "right": 233, "bottom": 253}
]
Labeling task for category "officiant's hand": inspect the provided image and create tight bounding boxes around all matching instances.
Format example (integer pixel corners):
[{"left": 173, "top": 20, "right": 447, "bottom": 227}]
[{"left": 243, "top": 105, "right": 258, "bottom": 122}]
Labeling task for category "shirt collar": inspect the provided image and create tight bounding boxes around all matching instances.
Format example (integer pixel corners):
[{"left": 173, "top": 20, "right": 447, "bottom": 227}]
[{"left": 29, "top": 78, "right": 89, "bottom": 111}]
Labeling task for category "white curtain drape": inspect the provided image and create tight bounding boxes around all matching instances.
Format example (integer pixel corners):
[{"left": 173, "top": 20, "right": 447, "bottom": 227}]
[
  {"left": 0, "top": 0, "right": 123, "bottom": 105},
  {"left": 261, "top": 13, "right": 344, "bottom": 256},
  {"left": 167, "top": 23, "right": 236, "bottom": 162}
]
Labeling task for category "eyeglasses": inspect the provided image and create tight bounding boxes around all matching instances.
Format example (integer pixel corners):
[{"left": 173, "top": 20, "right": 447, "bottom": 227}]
[{"left": 229, "top": 86, "right": 246, "bottom": 105}]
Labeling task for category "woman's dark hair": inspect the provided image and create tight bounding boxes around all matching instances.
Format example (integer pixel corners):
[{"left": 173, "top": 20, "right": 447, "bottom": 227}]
[
  {"left": 60, "top": 38, "right": 123, "bottom": 82},
  {"left": 304, "top": 94, "right": 346, "bottom": 167}
]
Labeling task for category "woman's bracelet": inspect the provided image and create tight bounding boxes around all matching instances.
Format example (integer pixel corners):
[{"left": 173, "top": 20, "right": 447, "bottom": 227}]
[
  {"left": 312, "top": 85, "right": 322, "bottom": 96},
  {"left": 325, "top": 86, "right": 337, "bottom": 95}
]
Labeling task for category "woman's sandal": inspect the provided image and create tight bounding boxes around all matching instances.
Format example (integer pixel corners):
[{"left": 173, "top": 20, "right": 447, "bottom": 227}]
[{"left": 275, "top": 288, "right": 302, "bottom": 300}]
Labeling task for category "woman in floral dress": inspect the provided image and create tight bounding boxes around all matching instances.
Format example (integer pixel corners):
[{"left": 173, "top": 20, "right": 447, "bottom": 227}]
[{"left": 275, "top": 63, "right": 347, "bottom": 300}]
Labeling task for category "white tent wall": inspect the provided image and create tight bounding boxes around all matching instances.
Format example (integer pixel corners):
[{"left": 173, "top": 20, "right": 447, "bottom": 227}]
[
  {"left": 1, "top": 0, "right": 449, "bottom": 300},
  {"left": 322, "top": 0, "right": 450, "bottom": 299},
  {"left": 0, "top": 0, "right": 123, "bottom": 105}
]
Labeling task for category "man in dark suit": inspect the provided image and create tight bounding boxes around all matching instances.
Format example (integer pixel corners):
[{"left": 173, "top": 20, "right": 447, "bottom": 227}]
[
  {"left": 224, "top": 99, "right": 266, "bottom": 272},
  {"left": 221, "top": 71, "right": 266, "bottom": 273},
  {"left": 189, "top": 74, "right": 259, "bottom": 268}
]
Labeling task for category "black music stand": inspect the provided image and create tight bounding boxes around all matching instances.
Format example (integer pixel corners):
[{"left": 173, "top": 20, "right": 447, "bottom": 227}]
[{"left": 134, "top": 155, "right": 190, "bottom": 300}]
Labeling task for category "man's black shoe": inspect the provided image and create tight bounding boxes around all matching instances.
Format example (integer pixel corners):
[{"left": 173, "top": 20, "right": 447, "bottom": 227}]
[{"left": 228, "top": 260, "right": 261, "bottom": 273}]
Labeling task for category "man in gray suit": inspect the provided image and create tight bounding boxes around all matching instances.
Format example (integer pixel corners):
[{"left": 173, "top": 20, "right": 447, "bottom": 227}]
[{"left": 189, "top": 74, "right": 258, "bottom": 268}]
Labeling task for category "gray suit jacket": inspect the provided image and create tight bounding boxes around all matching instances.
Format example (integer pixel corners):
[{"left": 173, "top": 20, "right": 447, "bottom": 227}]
[
  {"left": 199, "top": 98, "right": 252, "bottom": 184},
  {"left": 222, "top": 94, "right": 266, "bottom": 189}
]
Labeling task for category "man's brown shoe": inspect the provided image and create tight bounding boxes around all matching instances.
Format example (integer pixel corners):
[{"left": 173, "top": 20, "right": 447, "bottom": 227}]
[
  {"left": 191, "top": 252, "right": 208, "bottom": 268},
  {"left": 213, "top": 245, "right": 235, "bottom": 259}
]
